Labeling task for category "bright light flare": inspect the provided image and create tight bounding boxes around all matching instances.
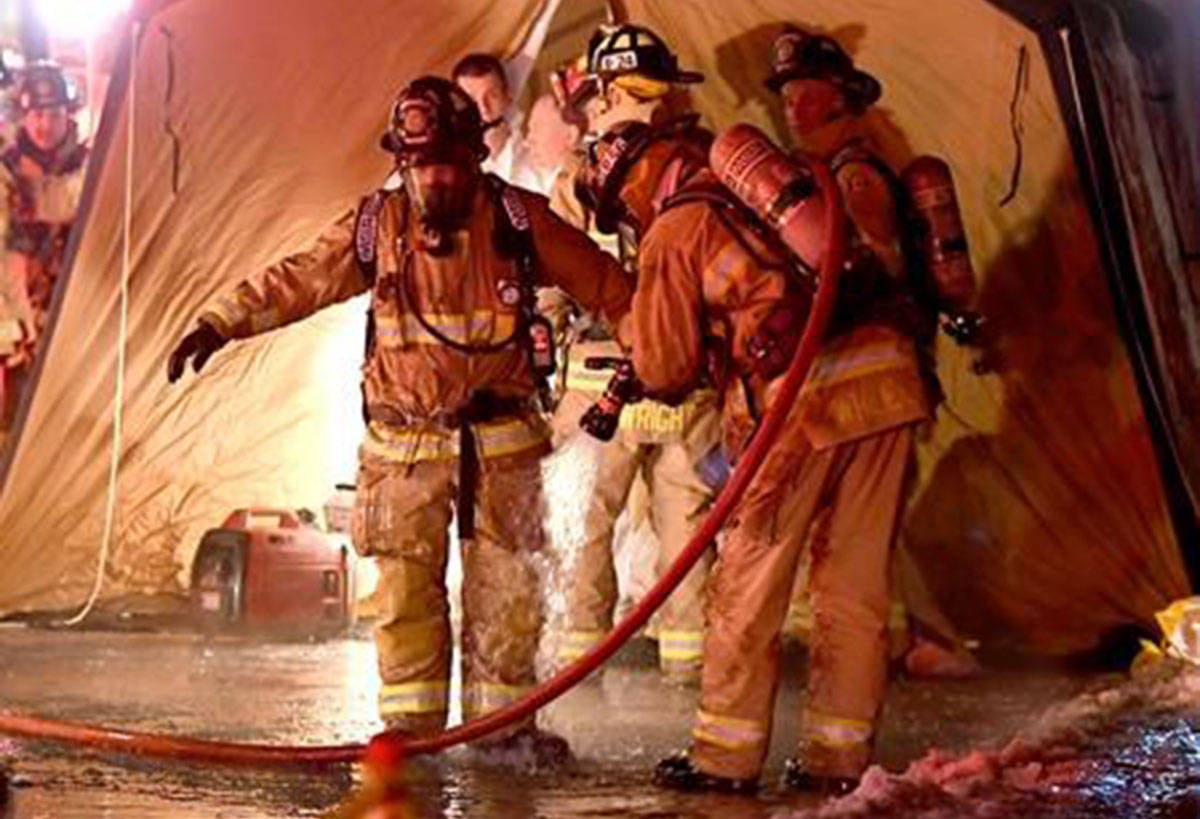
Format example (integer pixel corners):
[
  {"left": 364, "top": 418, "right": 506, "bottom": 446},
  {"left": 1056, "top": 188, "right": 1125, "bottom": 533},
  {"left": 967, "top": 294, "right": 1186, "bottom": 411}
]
[{"left": 32, "top": 0, "right": 132, "bottom": 41}]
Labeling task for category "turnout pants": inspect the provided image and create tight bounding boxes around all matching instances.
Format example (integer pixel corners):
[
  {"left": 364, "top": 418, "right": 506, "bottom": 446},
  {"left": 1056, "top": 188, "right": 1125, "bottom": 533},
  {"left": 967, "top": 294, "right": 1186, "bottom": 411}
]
[
  {"left": 690, "top": 424, "right": 914, "bottom": 780},
  {"left": 353, "top": 450, "right": 546, "bottom": 738},
  {"left": 558, "top": 429, "right": 715, "bottom": 680}
]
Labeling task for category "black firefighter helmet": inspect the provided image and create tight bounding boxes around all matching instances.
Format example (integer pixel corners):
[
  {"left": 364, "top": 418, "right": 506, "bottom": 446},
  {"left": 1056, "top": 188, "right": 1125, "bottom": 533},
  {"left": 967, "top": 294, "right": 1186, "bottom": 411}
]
[
  {"left": 15, "top": 60, "right": 80, "bottom": 113},
  {"left": 764, "top": 26, "right": 881, "bottom": 114},
  {"left": 381, "top": 75, "right": 488, "bottom": 167},
  {"left": 587, "top": 24, "right": 704, "bottom": 87}
]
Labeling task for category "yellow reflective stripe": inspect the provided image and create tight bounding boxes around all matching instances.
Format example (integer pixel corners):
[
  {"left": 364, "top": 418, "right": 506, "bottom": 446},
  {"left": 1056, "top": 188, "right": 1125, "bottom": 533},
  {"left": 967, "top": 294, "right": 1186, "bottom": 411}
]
[
  {"left": 463, "top": 682, "right": 531, "bottom": 717},
  {"left": 619, "top": 402, "right": 687, "bottom": 435},
  {"left": 362, "top": 424, "right": 457, "bottom": 462},
  {"left": 374, "top": 311, "right": 517, "bottom": 348},
  {"left": 204, "top": 298, "right": 245, "bottom": 335},
  {"left": 475, "top": 418, "right": 550, "bottom": 457},
  {"left": 801, "top": 341, "right": 913, "bottom": 391},
  {"left": 379, "top": 681, "right": 449, "bottom": 716},
  {"left": 564, "top": 368, "right": 611, "bottom": 395},
  {"left": 362, "top": 417, "right": 549, "bottom": 464},
  {"left": 705, "top": 238, "right": 752, "bottom": 293},
  {"left": 692, "top": 709, "right": 768, "bottom": 751},
  {"left": 557, "top": 630, "right": 606, "bottom": 660},
  {"left": 658, "top": 630, "right": 704, "bottom": 662},
  {"left": 805, "top": 709, "right": 873, "bottom": 749},
  {"left": 248, "top": 306, "right": 284, "bottom": 334}
]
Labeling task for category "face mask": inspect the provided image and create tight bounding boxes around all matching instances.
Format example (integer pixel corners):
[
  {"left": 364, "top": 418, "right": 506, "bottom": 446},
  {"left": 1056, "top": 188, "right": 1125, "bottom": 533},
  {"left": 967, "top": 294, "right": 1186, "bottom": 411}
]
[{"left": 403, "top": 162, "right": 477, "bottom": 250}]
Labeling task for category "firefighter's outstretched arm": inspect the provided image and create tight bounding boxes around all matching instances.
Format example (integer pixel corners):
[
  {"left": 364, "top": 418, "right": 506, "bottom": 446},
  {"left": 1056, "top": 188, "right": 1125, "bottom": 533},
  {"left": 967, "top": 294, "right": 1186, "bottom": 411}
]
[
  {"left": 523, "top": 192, "right": 632, "bottom": 332},
  {"left": 165, "top": 207, "right": 368, "bottom": 383}
]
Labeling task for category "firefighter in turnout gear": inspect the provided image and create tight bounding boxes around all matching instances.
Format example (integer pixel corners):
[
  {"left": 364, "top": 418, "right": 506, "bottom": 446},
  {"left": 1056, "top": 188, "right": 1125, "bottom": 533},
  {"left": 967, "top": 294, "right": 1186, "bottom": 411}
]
[
  {"left": 769, "top": 25, "right": 985, "bottom": 682},
  {"left": 578, "top": 25, "right": 962, "bottom": 791},
  {"left": 548, "top": 26, "right": 721, "bottom": 685},
  {"left": 167, "top": 76, "right": 632, "bottom": 762},
  {"left": 0, "top": 61, "right": 88, "bottom": 426}
]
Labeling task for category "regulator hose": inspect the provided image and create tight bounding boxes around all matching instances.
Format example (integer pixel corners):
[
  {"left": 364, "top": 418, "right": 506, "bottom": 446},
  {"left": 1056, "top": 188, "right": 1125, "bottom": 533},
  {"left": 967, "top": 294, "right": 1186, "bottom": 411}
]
[{"left": 0, "top": 156, "right": 846, "bottom": 767}]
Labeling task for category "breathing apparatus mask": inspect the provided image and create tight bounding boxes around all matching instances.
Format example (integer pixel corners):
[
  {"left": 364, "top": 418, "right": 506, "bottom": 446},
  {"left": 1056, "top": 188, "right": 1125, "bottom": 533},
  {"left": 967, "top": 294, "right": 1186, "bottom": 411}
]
[{"left": 382, "top": 76, "right": 488, "bottom": 253}]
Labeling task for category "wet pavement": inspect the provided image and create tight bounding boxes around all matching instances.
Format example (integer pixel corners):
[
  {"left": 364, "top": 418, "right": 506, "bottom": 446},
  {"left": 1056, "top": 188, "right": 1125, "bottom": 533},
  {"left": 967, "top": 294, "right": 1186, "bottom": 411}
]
[{"left": 1, "top": 624, "right": 1197, "bottom": 817}]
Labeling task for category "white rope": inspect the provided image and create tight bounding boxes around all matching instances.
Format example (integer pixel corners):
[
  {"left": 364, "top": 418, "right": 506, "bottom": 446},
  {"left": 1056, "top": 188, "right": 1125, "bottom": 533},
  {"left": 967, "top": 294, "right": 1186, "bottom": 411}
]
[{"left": 62, "top": 20, "right": 140, "bottom": 626}]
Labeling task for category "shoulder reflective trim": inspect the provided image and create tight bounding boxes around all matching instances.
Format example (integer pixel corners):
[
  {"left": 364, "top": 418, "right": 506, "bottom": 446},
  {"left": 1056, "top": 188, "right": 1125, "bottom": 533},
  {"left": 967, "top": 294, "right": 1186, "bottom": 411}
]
[
  {"left": 378, "top": 680, "right": 450, "bottom": 716},
  {"left": 693, "top": 709, "right": 769, "bottom": 751}
]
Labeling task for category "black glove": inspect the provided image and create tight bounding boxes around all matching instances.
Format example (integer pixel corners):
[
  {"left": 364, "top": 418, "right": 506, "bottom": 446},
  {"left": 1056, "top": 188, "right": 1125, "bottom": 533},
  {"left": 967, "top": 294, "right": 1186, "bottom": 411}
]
[
  {"left": 941, "top": 310, "right": 984, "bottom": 347},
  {"left": 579, "top": 358, "right": 645, "bottom": 442},
  {"left": 167, "top": 321, "right": 227, "bottom": 383}
]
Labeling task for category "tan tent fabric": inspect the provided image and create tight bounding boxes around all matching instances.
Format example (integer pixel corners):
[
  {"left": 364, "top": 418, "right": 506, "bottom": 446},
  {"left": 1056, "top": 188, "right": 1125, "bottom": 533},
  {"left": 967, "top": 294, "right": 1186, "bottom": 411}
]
[
  {"left": 0, "top": 0, "right": 546, "bottom": 612},
  {"left": 0, "top": 0, "right": 1189, "bottom": 656},
  {"left": 625, "top": 0, "right": 1188, "bottom": 652}
]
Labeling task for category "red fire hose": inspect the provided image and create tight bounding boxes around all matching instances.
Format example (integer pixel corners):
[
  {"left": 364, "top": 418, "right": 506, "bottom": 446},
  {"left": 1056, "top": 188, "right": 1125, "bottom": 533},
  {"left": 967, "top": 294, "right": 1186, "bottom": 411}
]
[{"left": 0, "top": 151, "right": 845, "bottom": 768}]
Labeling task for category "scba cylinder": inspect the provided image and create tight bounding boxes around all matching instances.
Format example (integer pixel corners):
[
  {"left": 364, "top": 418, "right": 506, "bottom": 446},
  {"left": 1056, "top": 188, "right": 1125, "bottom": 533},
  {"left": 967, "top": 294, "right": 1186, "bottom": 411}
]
[
  {"left": 709, "top": 123, "right": 832, "bottom": 269},
  {"left": 902, "top": 155, "right": 976, "bottom": 309}
]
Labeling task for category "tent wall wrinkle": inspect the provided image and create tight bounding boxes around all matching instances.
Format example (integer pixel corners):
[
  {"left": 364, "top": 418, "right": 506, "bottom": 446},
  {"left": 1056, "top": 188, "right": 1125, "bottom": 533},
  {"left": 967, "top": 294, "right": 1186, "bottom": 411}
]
[{"left": 0, "top": 0, "right": 545, "bottom": 614}]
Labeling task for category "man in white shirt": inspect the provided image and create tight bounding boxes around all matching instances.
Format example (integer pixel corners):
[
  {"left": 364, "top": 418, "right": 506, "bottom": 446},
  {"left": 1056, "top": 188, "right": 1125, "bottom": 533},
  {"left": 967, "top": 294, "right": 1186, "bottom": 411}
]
[{"left": 453, "top": 53, "right": 523, "bottom": 182}]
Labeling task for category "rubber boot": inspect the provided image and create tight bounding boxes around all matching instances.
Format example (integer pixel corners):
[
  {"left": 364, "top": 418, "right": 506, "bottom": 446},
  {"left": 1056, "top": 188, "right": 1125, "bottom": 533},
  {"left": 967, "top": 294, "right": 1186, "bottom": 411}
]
[
  {"left": 470, "top": 727, "right": 572, "bottom": 770},
  {"left": 782, "top": 757, "right": 858, "bottom": 797},
  {"left": 654, "top": 752, "right": 758, "bottom": 795}
]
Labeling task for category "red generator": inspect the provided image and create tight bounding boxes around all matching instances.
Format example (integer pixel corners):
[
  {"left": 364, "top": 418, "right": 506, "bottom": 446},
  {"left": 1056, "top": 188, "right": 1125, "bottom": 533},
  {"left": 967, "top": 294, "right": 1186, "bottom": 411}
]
[{"left": 190, "top": 508, "right": 353, "bottom": 634}]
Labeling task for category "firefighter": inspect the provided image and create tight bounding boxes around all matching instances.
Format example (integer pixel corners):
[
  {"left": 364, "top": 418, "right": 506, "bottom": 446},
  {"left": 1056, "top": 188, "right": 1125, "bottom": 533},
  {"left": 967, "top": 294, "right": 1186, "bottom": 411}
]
[
  {"left": 768, "top": 25, "right": 982, "bottom": 680},
  {"left": 0, "top": 61, "right": 88, "bottom": 424},
  {"left": 167, "top": 76, "right": 632, "bottom": 763},
  {"left": 548, "top": 26, "right": 721, "bottom": 686},
  {"left": 577, "top": 35, "right": 940, "bottom": 793}
]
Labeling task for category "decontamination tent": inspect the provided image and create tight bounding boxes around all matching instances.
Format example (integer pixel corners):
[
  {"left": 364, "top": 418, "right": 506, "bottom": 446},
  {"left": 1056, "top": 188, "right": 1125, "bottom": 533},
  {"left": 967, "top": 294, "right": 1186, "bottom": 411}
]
[{"left": 0, "top": 0, "right": 1197, "bottom": 656}]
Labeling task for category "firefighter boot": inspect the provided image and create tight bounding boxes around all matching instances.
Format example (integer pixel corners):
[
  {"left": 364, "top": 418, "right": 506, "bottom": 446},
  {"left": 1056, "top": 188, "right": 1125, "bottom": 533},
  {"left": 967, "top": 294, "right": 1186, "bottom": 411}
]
[
  {"left": 654, "top": 752, "right": 758, "bottom": 795},
  {"left": 470, "top": 727, "right": 573, "bottom": 770},
  {"left": 782, "top": 757, "right": 859, "bottom": 797}
]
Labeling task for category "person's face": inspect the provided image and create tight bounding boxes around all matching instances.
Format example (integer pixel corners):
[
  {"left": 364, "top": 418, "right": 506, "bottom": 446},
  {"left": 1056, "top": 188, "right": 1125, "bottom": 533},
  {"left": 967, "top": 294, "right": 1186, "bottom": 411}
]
[
  {"left": 781, "top": 78, "right": 846, "bottom": 139},
  {"left": 456, "top": 71, "right": 511, "bottom": 124},
  {"left": 403, "top": 160, "right": 477, "bottom": 234},
  {"left": 22, "top": 106, "right": 70, "bottom": 152},
  {"left": 585, "top": 85, "right": 645, "bottom": 139},
  {"left": 582, "top": 92, "right": 606, "bottom": 137}
]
